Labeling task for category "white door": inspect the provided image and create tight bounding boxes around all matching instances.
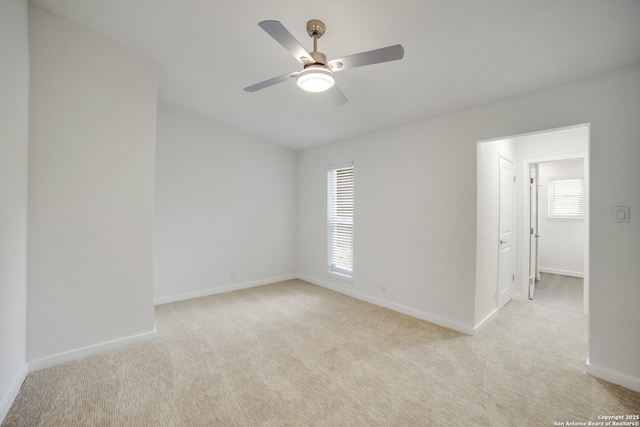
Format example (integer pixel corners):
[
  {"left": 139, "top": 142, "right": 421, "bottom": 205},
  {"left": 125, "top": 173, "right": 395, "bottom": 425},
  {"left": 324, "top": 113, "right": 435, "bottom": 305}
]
[
  {"left": 528, "top": 164, "right": 539, "bottom": 300},
  {"left": 498, "top": 156, "right": 515, "bottom": 309}
]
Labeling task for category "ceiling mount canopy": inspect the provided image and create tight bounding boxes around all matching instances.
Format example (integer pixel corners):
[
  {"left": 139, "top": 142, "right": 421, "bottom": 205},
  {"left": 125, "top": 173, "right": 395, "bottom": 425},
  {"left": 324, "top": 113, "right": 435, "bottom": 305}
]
[{"left": 243, "top": 19, "right": 404, "bottom": 105}]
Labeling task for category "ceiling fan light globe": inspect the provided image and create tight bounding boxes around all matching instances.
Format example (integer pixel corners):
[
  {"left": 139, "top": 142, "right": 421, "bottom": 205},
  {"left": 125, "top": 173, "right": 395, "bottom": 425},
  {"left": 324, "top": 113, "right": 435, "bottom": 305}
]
[{"left": 296, "top": 67, "right": 335, "bottom": 92}]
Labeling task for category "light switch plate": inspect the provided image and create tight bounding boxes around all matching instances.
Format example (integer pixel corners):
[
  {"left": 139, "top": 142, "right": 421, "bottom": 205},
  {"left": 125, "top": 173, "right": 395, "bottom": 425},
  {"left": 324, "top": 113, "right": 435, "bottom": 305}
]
[{"left": 613, "top": 206, "right": 630, "bottom": 223}]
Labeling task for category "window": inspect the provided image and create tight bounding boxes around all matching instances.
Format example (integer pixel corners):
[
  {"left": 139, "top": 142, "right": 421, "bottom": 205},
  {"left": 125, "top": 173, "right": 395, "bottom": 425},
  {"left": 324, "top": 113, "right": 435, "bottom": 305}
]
[
  {"left": 548, "top": 178, "right": 584, "bottom": 219},
  {"left": 328, "top": 163, "right": 354, "bottom": 278}
]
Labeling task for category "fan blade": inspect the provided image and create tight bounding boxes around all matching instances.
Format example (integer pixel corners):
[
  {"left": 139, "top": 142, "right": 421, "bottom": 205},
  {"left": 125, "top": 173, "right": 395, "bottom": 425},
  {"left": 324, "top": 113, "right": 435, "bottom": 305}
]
[
  {"left": 258, "top": 20, "right": 314, "bottom": 64},
  {"left": 328, "top": 85, "right": 348, "bottom": 106},
  {"left": 329, "top": 44, "right": 404, "bottom": 72},
  {"left": 243, "top": 71, "right": 297, "bottom": 92}
]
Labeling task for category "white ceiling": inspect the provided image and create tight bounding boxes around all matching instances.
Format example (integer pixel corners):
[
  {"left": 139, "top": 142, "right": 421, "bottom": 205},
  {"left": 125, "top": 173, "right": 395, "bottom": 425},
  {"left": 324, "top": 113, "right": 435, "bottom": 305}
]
[{"left": 30, "top": 0, "right": 640, "bottom": 151}]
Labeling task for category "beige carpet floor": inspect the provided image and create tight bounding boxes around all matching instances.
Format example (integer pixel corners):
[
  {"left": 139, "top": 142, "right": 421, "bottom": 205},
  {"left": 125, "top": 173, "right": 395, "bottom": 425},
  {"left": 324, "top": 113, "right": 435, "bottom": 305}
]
[
  {"left": 3, "top": 279, "right": 639, "bottom": 426},
  {"left": 534, "top": 272, "right": 583, "bottom": 311}
]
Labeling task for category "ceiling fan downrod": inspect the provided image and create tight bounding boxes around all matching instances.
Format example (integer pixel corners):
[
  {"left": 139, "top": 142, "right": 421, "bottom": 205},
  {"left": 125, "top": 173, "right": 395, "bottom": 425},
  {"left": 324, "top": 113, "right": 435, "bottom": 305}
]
[{"left": 306, "top": 19, "right": 327, "bottom": 66}]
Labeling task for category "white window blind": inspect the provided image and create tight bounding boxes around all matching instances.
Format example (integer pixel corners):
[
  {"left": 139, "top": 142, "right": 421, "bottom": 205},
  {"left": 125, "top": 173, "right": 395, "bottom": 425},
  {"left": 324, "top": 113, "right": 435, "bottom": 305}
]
[
  {"left": 328, "top": 164, "right": 354, "bottom": 276},
  {"left": 548, "top": 178, "right": 584, "bottom": 219}
]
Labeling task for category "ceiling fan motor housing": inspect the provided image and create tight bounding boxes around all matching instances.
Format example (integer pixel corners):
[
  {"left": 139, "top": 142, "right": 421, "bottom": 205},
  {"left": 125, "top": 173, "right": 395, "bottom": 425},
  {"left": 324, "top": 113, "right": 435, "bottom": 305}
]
[{"left": 308, "top": 51, "right": 328, "bottom": 67}]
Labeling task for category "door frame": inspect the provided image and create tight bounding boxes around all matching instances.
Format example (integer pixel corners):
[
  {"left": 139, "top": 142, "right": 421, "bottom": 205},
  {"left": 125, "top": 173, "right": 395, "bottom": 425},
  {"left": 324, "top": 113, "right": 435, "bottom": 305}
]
[
  {"left": 519, "top": 154, "right": 589, "bottom": 313},
  {"left": 528, "top": 163, "right": 539, "bottom": 300}
]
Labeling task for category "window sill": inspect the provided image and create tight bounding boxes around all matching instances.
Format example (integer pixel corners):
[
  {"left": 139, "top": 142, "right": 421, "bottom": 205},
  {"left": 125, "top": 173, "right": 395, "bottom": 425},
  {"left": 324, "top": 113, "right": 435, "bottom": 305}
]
[
  {"left": 326, "top": 270, "right": 354, "bottom": 284},
  {"left": 546, "top": 216, "right": 584, "bottom": 222}
]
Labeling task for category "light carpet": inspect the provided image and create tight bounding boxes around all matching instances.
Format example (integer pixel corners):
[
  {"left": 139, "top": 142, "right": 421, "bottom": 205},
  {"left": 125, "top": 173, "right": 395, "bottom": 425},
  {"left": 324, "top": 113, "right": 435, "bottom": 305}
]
[{"left": 3, "top": 279, "right": 639, "bottom": 426}]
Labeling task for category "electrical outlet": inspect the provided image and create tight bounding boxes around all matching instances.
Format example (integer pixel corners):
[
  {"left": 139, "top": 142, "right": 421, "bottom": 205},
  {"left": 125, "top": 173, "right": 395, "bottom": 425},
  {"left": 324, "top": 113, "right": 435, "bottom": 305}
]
[
  {"left": 230, "top": 270, "right": 236, "bottom": 279},
  {"left": 381, "top": 284, "right": 387, "bottom": 293}
]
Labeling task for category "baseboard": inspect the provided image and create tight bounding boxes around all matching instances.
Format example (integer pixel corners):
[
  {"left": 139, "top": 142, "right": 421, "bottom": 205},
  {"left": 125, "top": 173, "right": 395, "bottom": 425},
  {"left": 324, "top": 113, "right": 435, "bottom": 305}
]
[
  {"left": 298, "top": 274, "right": 475, "bottom": 335},
  {"left": 585, "top": 358, "right": 640, "bottom": 393},
  {"left": 473, "top": 308, "right": 499, "bottom": 335},
  {"left": 154, "top": 274, "right": 298, "bottom": 305},
  {"left": 28, "top": 328, "right": 157, "bottom": 372},
  {"left": 0, "top": 363, "right": 28, "bottom": 423},
  {"left": 539, "top": 267, "right": 584, "bottom": 278}
]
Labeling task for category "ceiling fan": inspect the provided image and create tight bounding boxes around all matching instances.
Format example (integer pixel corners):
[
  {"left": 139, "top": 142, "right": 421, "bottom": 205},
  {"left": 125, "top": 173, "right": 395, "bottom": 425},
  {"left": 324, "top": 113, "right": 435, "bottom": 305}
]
[{"left": 243, "top": 19, "right": 404, "bottom": 105}]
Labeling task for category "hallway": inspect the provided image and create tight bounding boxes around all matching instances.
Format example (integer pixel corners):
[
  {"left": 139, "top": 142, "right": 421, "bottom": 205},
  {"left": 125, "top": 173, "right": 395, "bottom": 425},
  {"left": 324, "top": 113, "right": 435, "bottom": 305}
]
[{"left": 533, "top": 272, "right": 583, "bottom": 311}]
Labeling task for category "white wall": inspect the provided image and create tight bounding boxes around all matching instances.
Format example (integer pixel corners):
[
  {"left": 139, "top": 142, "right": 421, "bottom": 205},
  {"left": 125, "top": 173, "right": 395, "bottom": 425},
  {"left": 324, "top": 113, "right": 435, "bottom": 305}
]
[
  {"left": 298, "top": 64, "right": 640, "bottom": 391},
  {"left": 0, "top": 0, "right": 29, "bottom": 420},
  {"left": 538, "top": 159, "right": 585, "bottom": 277},
  {"left": 27, "top": 6, "right": 158, "bottom": 367},
  {"left": 154, "top": 103, "right": 297, "bottom": 304},
  {"left": 299, "top": 117, "right": 478, "bottom": 334}
]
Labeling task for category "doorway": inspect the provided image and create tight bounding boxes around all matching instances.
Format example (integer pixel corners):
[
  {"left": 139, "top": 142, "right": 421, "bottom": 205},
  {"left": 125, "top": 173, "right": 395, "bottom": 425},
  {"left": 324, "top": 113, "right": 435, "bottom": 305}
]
[
  {"left": 526, "top": 158, "right": 586, "bottom": 312},
  {"left": 475, "top": 124, "right": 590, "bottom": 329}
]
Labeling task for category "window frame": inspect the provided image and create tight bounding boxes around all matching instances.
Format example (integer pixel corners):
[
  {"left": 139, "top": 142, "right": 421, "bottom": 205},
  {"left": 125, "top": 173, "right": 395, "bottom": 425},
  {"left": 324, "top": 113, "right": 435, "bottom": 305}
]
[
  {"left": 327, "top": 162, "right": 354, "bottom": 281},
  {"left": 547, "top": 177, "right": 585, "bottom": 220}
]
